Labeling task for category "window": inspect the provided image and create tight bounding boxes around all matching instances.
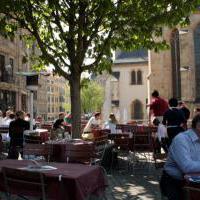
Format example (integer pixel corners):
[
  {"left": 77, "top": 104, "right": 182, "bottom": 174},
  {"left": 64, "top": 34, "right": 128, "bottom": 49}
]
[
  {"left": 112, "top": 71, "right": 120, "bottom": 80},
  {"left": 131, "top": 71, "right": 136, "bottom": 85},
  {"left": 131, "top": 70, "right": 143, "bottom": 85},
  {"left": 9, "top": 58, "right": 14, "bottom": 78},
  {"left": 137, "top": 70, "right": 142, "bottom": 85},
  {"left": 0, "top": 54, "right": 5, "bottom": 81},
  {"left": 48, "top": 106, "right": 50, "bottom": 113},
  {"left": 131, "top": 100, "right": 143, "bottom": 119}
]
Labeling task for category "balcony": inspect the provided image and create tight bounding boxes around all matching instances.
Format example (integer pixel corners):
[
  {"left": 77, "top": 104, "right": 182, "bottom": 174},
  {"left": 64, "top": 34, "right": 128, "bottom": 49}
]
[{"left": 0, "top": 75, "right": 15, "bottom": 84}]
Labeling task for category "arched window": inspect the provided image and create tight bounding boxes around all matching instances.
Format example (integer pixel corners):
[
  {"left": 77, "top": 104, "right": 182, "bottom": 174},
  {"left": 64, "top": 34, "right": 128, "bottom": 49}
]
[
  {"left": 194, "top": 24, "right": 200, "bottom": 102},
  {"left": 171, "top": 29, "right": 181, "bottom": 99},
  {"left": 137, "top": 70, "right": 142, "bottom": 85},
  {"left": 131, "top": 70, "right": 136, "bottom": 85},
  {"left": 131, "top": 100, "right": 143, "bottom": 119}
]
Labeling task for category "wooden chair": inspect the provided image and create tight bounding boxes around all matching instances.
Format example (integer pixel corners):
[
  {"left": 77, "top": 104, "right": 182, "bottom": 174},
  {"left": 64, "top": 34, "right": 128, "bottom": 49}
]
[
  {"left": 66, "top": 143, "right": 95, "bottom": 164},
  {"left": 131, "top": 126, "right": 154, "bottom": 172},
  {"left": 23, "top": 143, "right": 52, "bottom": 162},
  {"left": 24, "top": 135, "right": 42, "bottom": 144},
  {"left": 183, "top": 186, "right": 200, "bottom": 200},
  {"left": 2, "top": 167, "right": 47, "bottom": 200}
]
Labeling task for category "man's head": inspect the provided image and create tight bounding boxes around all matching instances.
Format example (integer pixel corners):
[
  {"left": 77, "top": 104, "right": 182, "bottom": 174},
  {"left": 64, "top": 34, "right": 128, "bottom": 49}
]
[
  {"left": 168, "top": 98, "right": 178, "bottom": 107},
  {"left": 16, "top": 111, "right": 25, "bottom": 119},
  {"left": 151, "top": 90, "right": 159, "bottom": 98},
  {"left": 192, "top": 114, "right": 200, "bottom": 133},
  {"left": 94, "top": 112, "right": 101, "bottom": 120},
  {"left": 59, "top": 112, "right": 65, "bottom": 119}
]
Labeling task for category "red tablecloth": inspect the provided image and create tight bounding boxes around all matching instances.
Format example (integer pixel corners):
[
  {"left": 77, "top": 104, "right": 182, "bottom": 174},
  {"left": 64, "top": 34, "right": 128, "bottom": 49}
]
[
  {"left": 0, "top": 159, "right": 107, "bottom": 200},
  {"left": 46, "top": 139, "right": 94, "bottom": 162}
]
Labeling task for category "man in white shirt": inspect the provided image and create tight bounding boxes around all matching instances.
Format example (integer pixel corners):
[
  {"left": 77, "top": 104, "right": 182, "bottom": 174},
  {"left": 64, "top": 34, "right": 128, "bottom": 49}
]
[{"left": 83, "top": 112, "right": 101, "bottom": 133}]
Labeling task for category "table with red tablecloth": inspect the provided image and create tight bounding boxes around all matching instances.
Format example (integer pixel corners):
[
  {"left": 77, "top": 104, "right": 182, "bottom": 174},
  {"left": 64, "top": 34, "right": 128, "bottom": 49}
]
[
  {"left": 0, "top": 159, "right": 107, "bottom": 200},
  {"left": 46, "top": 139, "right": 94, "bottom": 162},
  {"left": 184, "top": 174, "right": 200, "bottom": 200}
]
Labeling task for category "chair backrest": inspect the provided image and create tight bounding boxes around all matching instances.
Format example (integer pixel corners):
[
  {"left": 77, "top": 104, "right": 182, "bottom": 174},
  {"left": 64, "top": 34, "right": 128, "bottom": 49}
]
[
  {"left": 66, "top": 143, "right": 95, "bottom": 164},
  {"left": 2, "top": 167, "right": 46, "bottom": 200},
  {"left": 93, "top": 133, "right": 108, "bottom": 157},
  {"left": 132, "top": 126, "right": 153, "bottom": 152},
  {"left": 183, "top": 186, "right": 200, "bottom": 200},
  {"left": 116, "top": 124, "right": 134, "bottom": 133},
  {"left": 24, "top": 135, "right": 42, "bottom": 144},
  {"left": 113, "top": 137, "right": 130, "bottom": 151},
  {"left": 23, "top": 143, "right": 52, "bottom": 161}
]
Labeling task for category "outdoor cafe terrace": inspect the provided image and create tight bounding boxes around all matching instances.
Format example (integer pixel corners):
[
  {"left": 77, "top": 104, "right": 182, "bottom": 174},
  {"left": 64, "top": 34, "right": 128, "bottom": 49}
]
[{"left": 0, "top": 122, "right": 197, "bottom": 200}]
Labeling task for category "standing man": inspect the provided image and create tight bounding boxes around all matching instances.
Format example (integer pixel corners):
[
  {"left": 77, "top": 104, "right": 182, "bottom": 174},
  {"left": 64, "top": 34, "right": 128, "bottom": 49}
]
[
  {"left": 147, "top": 90, "right": 168, "bottom": 123},
  {"left": 8, "top": 111, "right": 30, "bottom": 159},
  {"left": 163, "top": 98, "right": 185, "bottom": 146}
]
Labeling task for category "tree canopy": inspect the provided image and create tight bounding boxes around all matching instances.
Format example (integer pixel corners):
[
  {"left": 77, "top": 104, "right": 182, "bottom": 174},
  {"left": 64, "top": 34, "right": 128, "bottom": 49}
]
[{"left": 0, "top": 0, "right": 199, "bottom": 137}]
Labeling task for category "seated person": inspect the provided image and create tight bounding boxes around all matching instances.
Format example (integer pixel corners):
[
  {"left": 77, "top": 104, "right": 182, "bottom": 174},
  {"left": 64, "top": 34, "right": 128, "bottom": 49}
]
[
  {"left": 152, "top": 118, "right": 168, "bottom": 154},
  {"left": 104, "top": 113, "right": 118, "bottom": 134},
  {"left": 52, "top": 112, "right": 65, "bottom": 139},
  {"left": 160, "top": 114, "right": 200, "bottom": 200},
  {"left": 82, "top": 112, "right": 101, "bottom": 140}
]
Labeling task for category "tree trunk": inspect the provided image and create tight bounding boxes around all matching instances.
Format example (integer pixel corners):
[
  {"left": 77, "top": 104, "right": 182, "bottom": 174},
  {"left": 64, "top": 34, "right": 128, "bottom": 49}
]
[{"left": 70, "top": 73, "right": 81, "bottom": 138}]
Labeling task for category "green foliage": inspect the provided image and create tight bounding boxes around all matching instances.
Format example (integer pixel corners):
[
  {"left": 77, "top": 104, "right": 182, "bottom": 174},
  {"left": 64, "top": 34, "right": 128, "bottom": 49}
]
[
  {"left": 0, "top": 0, "right": 199, "bottom": 78},
  {"left": 81, "top": 81, "right": 104, "bottom": 113}
]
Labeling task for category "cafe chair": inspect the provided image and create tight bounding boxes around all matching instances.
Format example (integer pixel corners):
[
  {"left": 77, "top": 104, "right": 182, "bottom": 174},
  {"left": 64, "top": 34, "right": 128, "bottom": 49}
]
[
  {"left": 2, "top": 167, "right": 47, "bottom": 200},
  {"left": 23, "top": 143, "right": 52, "bottom": 162},
  {"left": 24, "top": 135, "right": 42, "bottom": 144},
  {"left": 66, "top": 143, "right": 95, "bottom": 164},
  {"left": 131, "top": 126, "right": 154, "bottom": 173},
  {"left": 93, "top": 133, "right": 109, "bottom": 166},
  {"left": 183, "top": 186, "right": 200, "bottom": 200}
]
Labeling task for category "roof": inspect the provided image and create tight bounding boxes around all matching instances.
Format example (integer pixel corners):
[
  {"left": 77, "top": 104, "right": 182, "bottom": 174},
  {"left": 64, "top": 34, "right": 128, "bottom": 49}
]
[{"left": 114, "top": 49, "right": 148, "bottom": 64}]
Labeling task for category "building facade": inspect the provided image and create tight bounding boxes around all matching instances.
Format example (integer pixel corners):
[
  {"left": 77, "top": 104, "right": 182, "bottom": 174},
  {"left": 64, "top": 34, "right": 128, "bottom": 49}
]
[
  {"left": 0, "top": 34, "right": 28, "bottom": 113},
  {"left": 149, "top": 12, "right": 200, "bottom": 117},
  {"left": 103, "top": 50, "right": 149, "bottom": 123}
]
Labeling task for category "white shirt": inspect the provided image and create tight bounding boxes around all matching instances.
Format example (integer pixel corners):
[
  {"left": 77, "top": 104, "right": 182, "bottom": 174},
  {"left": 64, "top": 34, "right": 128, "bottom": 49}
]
[
  {"left": 156, "top": 123, "right": 167, "bottom": 141},
  {"left": 104, "top": 121, "right": 117, "bottom": 134},
  {"left": 83, "top": 116, "right": 101, "bottom": 133}
]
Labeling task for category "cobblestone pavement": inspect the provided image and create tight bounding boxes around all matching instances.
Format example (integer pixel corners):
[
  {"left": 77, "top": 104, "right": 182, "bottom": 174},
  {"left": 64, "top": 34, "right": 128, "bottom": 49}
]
[{"left": 105, "top": 161, "right": 163, "bottom": 200}]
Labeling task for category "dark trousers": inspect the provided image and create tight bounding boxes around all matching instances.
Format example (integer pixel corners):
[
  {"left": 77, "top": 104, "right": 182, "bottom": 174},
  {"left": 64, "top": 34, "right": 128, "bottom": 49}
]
[
  {"left": 154, "top": 138, "right": 169, "bottom": 154},
  {"left": 167, "top": 127, "right": 184, "bottom": 147},
  {"left": 160, "top": 170, "right": 183, "bottom": 200},
  {"left": 7, "top": 139, "right": 23, "bottom": 159}
]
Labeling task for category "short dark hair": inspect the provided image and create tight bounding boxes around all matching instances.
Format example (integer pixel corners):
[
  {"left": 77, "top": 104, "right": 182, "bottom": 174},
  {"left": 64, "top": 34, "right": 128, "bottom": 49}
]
[
  {"left": 168, "top": 98, "right": 178, "bottom": 107},
  {"left": 94, "top": 112, "right": 101, "bottom": 117},
  {"left": 16, "top": 111, "right": 24, "bottom": 118},
  {"left": 192, "top": 114, "right": 200, "bottom": 129},
  {"left": 152, "top": 90, "right": 159, "bottom": 97}
]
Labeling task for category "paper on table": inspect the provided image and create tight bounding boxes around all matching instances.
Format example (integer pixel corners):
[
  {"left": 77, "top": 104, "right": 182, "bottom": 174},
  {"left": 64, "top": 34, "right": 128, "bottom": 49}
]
[{"left": 18, "top": 165, "right": 57, "bottom": 171}]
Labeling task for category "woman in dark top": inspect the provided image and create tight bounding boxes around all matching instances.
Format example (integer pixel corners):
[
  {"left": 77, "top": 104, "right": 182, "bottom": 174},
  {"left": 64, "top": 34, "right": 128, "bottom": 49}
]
[{"left": 163, "top": 98, "right": 185, "bottom": 147}]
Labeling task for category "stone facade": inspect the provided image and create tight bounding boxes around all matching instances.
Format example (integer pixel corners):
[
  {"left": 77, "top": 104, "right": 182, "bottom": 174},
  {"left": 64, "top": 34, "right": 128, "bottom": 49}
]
[
  {"left": 149, "top": 12, "right": 200, "bottom": 117},
  {"left": 0, "top": 33, "right": 28, "bottom": 113}
]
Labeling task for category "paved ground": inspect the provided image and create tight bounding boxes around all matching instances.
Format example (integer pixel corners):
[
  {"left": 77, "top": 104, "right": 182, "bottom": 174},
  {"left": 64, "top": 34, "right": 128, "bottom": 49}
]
[{"left": 105, "top": 162, "right": 162, "bottom": 200}]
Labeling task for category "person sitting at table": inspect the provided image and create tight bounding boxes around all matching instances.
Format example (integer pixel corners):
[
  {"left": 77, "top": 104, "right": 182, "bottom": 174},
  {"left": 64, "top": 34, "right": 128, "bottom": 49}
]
[
  {"left": 8, "top": 111, "right": 30, "bottom": 159},
  {"left": 52, "top": 112, "right": 65, "bottom": 139},
  {"left": 160, "top": 114, "right": 200, "bottom": 200},
  {"left": 152, "top": 117, "right": 168, "bottom": 154},
  {"left": 104, "top": 113, "right": 118, "bottom": 134},
  {"left": 82, "top": 112, "right": 102, "bottom": 140}
]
